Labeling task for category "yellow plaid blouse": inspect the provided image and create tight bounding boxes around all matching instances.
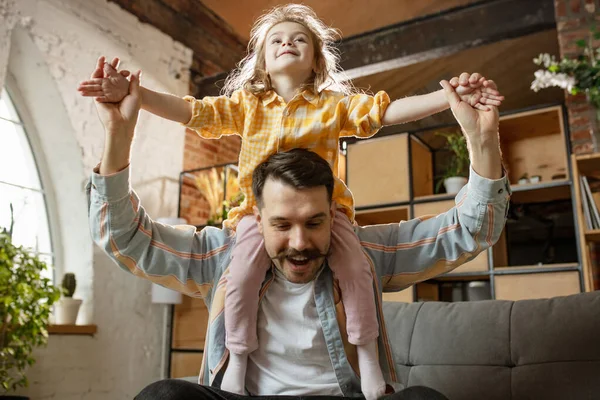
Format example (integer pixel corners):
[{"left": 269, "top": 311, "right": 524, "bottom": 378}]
[{"left": 184, "top": 89, "right": 390, "bottom": 228}]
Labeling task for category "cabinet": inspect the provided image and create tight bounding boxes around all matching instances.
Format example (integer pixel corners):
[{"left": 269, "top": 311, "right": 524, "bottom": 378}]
[{"left": 345, "top": 104, "right": 591, "bottom": 302}]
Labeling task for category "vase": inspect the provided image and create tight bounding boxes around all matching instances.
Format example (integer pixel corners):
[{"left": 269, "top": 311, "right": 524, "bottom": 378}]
[
  {"left": 443, "top": 177, "right": 468, "bottom": 195},
  {"left": 54, "top": 298, "right": 82, "bottom": 324}
]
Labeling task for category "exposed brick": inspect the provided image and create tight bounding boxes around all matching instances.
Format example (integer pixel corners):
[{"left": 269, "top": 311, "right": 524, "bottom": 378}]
[
  {"left": 557, "top": 17, "right": 586, "bottom": 32},
  {"left": 572, "top": 140, "right": 595, "bottom": 154},
  {"left": 570, "top": 127, "right": 593, "bottom": 141},
  {"left": 555, "top": 0, "right": 568, "bottom": 19}
]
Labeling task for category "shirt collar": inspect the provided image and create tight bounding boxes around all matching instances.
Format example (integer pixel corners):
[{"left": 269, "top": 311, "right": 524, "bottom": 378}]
[{"left": 260, "top": 89, "right": 321, "bottom": 107}]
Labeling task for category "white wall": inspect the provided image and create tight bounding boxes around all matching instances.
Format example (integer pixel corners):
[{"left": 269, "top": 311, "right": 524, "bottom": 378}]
[{"left": 0, "top": 0, "right": 193, "bottom": 398}]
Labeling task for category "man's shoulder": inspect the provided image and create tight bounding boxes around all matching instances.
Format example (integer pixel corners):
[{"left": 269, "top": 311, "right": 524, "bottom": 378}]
[{"left": 355, "top": 223, "right": 398, "bottom": 246}]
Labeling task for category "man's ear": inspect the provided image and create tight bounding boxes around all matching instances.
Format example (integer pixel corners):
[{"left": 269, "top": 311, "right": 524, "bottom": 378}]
[{"left": 253, "top": 205, "right": 264, "bottom": 235}]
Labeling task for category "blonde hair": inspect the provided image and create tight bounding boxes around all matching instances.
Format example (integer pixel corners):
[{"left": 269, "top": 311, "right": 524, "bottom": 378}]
[{"left": 222, "top": 4, "right": 354, "bottom": 97}]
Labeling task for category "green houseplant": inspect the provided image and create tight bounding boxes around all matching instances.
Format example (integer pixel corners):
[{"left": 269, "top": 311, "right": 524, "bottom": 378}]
[
  {"left": 436, "top": 131, "right": 470, "bottom": 194},
  {"left": 0, "top": 207, "right": 60, "bottom": 395}
]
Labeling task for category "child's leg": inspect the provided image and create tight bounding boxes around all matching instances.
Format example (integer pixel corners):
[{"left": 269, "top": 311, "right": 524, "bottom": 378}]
[
  {"left": 329, "top": 210, "right": 385, "bottom": 400},
  {"left": 221, "top": 215, "right": 271, "bottom": 394}
]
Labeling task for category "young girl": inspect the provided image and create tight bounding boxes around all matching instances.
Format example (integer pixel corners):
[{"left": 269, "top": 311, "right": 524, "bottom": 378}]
[{"left": 79, "top": 4, "right": 503, "bottom": 398}]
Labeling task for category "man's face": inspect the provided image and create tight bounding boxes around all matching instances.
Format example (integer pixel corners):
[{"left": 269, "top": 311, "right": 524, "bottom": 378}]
[{"left": 255, "top": 177, "right": 334, "bottom": 284}]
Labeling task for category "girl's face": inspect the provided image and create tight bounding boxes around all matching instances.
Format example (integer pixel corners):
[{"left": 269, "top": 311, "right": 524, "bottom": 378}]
[{"left": 264, "top": 21, "right": 316, "bottom": 80}]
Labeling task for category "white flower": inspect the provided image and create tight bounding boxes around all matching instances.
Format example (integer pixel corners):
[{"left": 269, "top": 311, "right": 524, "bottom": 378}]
[
  {"left": 531, "top": 70, "right": 576, "bottom": 92},
  {"left": 533, "top": 53, "right": 556, "bottom": 68}
]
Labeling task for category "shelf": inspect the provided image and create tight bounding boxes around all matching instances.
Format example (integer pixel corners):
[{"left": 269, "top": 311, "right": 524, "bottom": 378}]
[
  {"left": 48, "top": 324, "right": 97, "bottom": 335},
  {"left": 576, "top": 153, "right": 600, "bottom": 177},
  {"left": 509, "top": 180, "right": 571, "bottom": 203},
  {"left": 584, "top": 229, "right": 600, "bottom": 242},
  {"left": 493, "top": 263, "right": 579, "bottom": 274},
  {"left": 413, "top": 193, "right": 456, "bottom": 204},
  {"left": 436, "top": 272, "right": 490, "bottom": 281},
  {"left": 355, "top": 205, "right": 409, "bottom": 226}
]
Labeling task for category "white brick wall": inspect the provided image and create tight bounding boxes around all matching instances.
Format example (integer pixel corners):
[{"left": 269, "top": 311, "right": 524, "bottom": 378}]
[{"left": 1, "top": 0, "right": 193, "bottom": 398}]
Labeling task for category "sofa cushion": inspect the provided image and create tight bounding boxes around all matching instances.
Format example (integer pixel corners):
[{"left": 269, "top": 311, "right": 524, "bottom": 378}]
[
  {"left": 511, "top": 361, "right": 600, "bottom": 400},
  {"left": 407, "top": 365, "right": 511, "bottom": 400},
  {"left": 510, "top": 292, "right": 600, "bottom": 365},
  {"left": 383, "top": 300, "right": 513, "bottom": 366}
]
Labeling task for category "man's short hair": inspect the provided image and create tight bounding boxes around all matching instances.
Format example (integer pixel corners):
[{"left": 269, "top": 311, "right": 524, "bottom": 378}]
[{"left": 252, "top": 149, "right": 335, "bottom": 210}]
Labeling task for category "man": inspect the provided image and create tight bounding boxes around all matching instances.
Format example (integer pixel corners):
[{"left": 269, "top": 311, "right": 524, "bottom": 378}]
[{"left": 87, "top": 68, "right": 509, "bottom": 400}]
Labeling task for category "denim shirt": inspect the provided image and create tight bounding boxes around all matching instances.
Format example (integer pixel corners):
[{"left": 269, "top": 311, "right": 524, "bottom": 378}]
[{"left": 87, "top": 165, "right": 510, "bottom": 396}]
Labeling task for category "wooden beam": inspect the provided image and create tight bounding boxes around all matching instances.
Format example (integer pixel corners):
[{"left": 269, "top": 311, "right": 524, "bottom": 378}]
[
  {"left": 108, "top": 0, "right": 246, "bottom": 76},
  {"left": 338, "top": 0, "right": 556, "bottom": 80},
  {"left": 195, "top": 0, "right": 555, "bottom": 97}
]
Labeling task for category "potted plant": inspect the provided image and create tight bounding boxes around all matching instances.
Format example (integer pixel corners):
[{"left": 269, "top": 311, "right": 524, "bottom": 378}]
[
  {"left": 53, "top": 273, "right": 81, "bottom": 325},
  {"left": 1, "top": 207, "right": 60, "bottom": 396},
  {"left": 436, "top": 131, "right": 470, "bottom": 194},
  {"left": 194, "top": 166, "right": 244, "bottom": 226}
]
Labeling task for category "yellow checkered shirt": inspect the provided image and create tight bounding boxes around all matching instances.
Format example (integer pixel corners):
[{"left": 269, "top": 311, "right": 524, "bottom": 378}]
[{"left": 184, "top": 89, "right": 390, "bottom": 228}]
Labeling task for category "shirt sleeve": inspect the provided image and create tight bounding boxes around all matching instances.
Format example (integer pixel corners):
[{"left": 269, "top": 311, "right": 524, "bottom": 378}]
[
  {"left": 182, "top": 89, "right": 245, "bottom": 139},
  {"left": 87, "top": 165, "right": 230, "bottom": 299},
  {"left": 358, "top": 167, "right": 511, "bottom": 291},
  {"left": 339, "top": 91, "right": 391, "bottom": 138}
]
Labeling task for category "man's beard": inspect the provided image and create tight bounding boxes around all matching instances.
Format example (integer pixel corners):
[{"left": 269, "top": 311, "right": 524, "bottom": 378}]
[
  {"left": 270, "top": 248, "right": 329, "bottom": 264},
  {"left": 270, "top": 248, "right": 329, "bottom": 283}
]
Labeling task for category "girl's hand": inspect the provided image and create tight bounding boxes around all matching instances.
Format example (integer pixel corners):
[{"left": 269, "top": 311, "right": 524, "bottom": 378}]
[
  {"left": 77, "top": 56, "right": 130, "bottom": 103},
  {"left": 450, "top": 72, "right": 504, "bottom": 111}
]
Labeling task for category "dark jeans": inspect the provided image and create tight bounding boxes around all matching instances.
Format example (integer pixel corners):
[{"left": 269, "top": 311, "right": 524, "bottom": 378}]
[{"left": 134, "top": 379, "right": 450, "bottom": 400}]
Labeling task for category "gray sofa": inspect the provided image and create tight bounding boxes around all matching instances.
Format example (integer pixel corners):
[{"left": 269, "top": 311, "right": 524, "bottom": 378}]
[{"left": 383, "top": 291, "right": 600, "bottom": 400}]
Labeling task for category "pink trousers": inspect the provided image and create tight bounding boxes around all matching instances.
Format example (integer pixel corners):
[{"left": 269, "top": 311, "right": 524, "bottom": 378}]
[{"left": 225, "top": 211, "right": 378, "bottom": 354}]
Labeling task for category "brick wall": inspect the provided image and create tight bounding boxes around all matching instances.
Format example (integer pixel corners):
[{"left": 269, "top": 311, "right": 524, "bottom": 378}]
[{"left": 554, "top": 0, "right": 600, "bottom": 154}]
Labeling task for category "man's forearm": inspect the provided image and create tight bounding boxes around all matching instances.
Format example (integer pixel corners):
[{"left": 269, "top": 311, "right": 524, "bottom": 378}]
[
  {"left": 468, "top": 134, "right": 503, "bottom": 180},
  {"left": 381, "top": 90, "right": 448, "bottom": 126},
  {"left": 140, "top": 86, "right": 193, "bottom": 125},
  {"left": 99, "top": 129, "right": 133, "bottom": 176}
]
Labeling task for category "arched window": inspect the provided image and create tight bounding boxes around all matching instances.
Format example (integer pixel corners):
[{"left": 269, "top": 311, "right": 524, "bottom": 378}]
[{"left": 0, "top": 87, "right": 54, "bottom": 279}]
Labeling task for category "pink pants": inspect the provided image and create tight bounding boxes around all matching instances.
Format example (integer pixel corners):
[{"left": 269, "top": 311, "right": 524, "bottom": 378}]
[{"left": 225, "top": 211, "right": 379, "bottom": 354}]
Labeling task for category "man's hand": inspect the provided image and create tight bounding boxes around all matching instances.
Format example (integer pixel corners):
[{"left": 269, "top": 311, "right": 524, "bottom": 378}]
[
  {"left": 85, "top": 56, "right": 142, "bottom": 175},
  {"left": 451, "top": 72, "right": 504, "bottom": 111},
  {"left": 78, "top": 56, "right": 130, "bottom": 103},
  {"left": 441, "top": 79, "right": 500, "bottom": 142},
  {"left": 89, "top": 56, "right": 142, "bottom": 137},
  {"left": 441, "top": 79, "right": 503, "bottom": 180}
]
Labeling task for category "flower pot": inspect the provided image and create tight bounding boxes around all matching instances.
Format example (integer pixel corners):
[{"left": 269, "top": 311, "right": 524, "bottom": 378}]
[
  {"left": 54, "top": 298, "right": 82, "bottom": 324},
  {"left": 444, "top": 177, "right": 468, "bottom": 195}
]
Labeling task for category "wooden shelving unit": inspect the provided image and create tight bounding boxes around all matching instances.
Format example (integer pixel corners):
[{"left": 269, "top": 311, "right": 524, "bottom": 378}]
[
  {"left": 572, "top": 152, "right": 600, "bottom": 292},
  {"left": 346, "top": 104, "right": 591, "bottom": 302}
]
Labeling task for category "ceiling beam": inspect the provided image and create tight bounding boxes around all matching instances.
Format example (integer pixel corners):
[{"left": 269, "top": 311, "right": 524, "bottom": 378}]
[
  {"left": 339, "top": 0, "right": 556, "bottom": 80},
  {"left": 196, "top": 0, "right": 555, "bottom": 97},
  {"left": 107, "top": 0, "right": 246, "bottom": 78}
]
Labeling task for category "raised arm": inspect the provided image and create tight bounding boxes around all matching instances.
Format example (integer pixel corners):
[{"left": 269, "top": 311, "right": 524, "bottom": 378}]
[
  {"left": 361, "top": 78, "right": 508, "bottom": 290},
  {"left": 381, "top": 72, "right": 504, "bottom": 125},
  {"left": 88, "top": 62, "right": 228, "bottom": 298},
  {"left": 78, "top": 56, "right": 193, "bottom": 124}
]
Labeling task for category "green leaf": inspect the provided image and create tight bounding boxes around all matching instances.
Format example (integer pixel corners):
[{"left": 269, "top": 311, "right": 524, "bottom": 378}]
[{"left": 576, "top": 39, "right": 586, "bottom": 48}]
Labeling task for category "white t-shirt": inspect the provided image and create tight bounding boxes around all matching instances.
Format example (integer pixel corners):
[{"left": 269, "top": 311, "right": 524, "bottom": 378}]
[{"left": 245, "top": 269, "right": 344, "bottom": 396}]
